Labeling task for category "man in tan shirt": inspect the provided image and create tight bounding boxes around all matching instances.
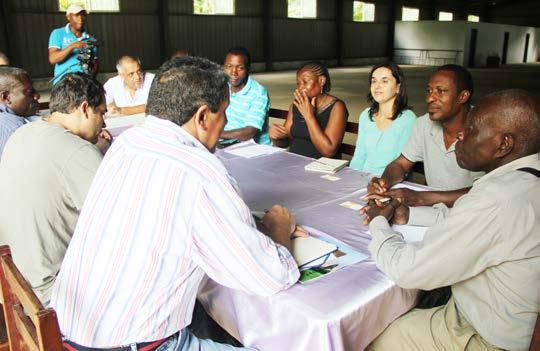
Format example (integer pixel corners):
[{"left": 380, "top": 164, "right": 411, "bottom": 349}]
[
  {"left": 0, "top": 73, "right": 107, "bottom": 305},
  {"left": 363, "top": 90, "right": 539, "bottom": 351}
]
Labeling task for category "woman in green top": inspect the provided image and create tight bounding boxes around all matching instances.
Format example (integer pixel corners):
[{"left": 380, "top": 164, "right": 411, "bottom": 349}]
[{"left": 350, "top": 62, "right": 416, "bottom": 175}]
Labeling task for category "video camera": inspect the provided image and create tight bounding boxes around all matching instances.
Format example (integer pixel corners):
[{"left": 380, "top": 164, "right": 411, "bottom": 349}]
[{"left": 76, "top": 38, "right": 101, "bottom": 74}]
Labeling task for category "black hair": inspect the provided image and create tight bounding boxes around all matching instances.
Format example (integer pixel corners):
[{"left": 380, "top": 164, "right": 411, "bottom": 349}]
[
  {"left": 436, "top": 64, "right": 474, "bottom": 102},
  {"left": 297, "top": 61, "right": 332, "bottom": 93},
  {"left": 146, "top": 56, "right": 229, "bottom": 126},
  {"left": 49, "top": 73, "right": 104, "bottom": 113},
  {"left": 367, "top": 62, "right": 411, "bottom": 121},
  {"left": 225, "top": 46, "right": 251, "bottom": 69}
]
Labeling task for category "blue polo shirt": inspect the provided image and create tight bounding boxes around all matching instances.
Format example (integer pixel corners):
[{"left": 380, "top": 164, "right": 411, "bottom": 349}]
[
  {"left": 350, "top": 108, "right": 417, "bottom": 175},
  {"left": 48, "top": 24, "right": 97, "bottom": 84},
  {"left": 224, "top": 76, "right": 271, "bottom": 145}
]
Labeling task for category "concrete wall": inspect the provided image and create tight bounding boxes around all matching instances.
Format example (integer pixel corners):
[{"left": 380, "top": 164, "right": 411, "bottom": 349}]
[
  {"left": 394, "top": 20, "right": 540, "bottom": 67},
  {"left": 394, "top": 21, "right": 467, "bottom": 65},
  {"left": 465, "top": 22, "right": 539, "bottom": 67}
]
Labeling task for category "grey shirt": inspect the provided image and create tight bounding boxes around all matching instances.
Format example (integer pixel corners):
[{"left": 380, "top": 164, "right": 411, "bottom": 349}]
[
  {"left": 0, "top": 120, "right": 102, "bottom": 304},
  {"left": 401, "top": 113, "right": 483, "bottom": 190},
  {"left": 369, "top": 153, "right": 540, "bottom": 350}
]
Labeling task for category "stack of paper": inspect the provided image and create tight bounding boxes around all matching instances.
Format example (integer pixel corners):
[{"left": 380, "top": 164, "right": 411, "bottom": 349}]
[{"left": 304, "top": 157, "right": 349, "bottom": 174}]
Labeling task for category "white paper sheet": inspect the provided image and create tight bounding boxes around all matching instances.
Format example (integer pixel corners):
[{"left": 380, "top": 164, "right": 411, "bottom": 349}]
[{"left": 224, "top": 141, "right": 284, "bottom": 158}]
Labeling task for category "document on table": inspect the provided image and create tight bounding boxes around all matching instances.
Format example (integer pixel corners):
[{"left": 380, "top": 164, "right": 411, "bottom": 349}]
[
  {"left": 292, "top": 236, "right": 338, "bottom": 267},
  {"left": 296, "top": 226, "right": 368, "bottom": 283},
  {"left": 224, "top": 140, "right": 284, "bottom": 158}
]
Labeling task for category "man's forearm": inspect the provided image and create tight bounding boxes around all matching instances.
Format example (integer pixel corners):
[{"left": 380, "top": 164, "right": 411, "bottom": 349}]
[
  {"left": 381, "top": 162, "right": 407, "bottom": 187},
  {"left": 221, "top": 126, "right": 258, "bottom": 141},
  {"left": 49, "top": 46, "right": 75, "bottom": 65},
  {"left": 118, "top": 104, "right": 146, "bottom": 116},
  {"left": 415, "top": 187, "right": 470, "bottom": 207}
]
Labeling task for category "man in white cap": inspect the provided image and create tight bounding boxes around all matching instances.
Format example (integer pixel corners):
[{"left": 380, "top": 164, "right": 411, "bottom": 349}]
[{"left": 48, "top": 3, "right": 98, "bottom": 84}]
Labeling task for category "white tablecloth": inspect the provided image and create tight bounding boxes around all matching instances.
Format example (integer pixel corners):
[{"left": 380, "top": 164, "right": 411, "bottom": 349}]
[{"left": 198, "top": 148, "right": 418, "bottom": 351}]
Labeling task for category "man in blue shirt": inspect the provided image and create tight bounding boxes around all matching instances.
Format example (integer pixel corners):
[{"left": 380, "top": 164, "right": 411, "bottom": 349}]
[
  {"left": 220, "top": 47, "right": 271, "bottom": 145},
  {"left": 0, "top": 66, "right": 40, "bottom": 157},
  {"left": 48, "top": 4, "right": 98, "bottom": 84}
]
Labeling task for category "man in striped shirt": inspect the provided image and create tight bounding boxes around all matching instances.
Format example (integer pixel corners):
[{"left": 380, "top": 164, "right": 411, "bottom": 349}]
[
  {"left": 220, "top": 47, "right": 271, "bottom": 146},
  {"left": 0, "top": 66, "right": 40, "bottom": 157},
  {"left": 51, "top": 56, "right": 300, "bottom": 350}
]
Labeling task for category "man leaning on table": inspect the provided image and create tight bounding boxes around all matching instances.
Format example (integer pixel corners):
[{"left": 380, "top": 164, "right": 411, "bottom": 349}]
[
  {"left": 363, "top": 89, "right": 540, "bottom": 351},
  {"left": 365, "top": 65, "right": 483, "bottom": 208},
  {"left": 104, "top": 55, "right": 155, "bottom": 116},
  {"left": 0, "top": 73, "right": 108, "bottom": 305},
  {"left": 51, "top": 56, "right": 302, "bottom": 351}
]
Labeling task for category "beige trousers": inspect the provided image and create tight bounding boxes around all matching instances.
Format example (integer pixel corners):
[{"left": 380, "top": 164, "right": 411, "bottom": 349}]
[{"left": 367, "top": 297, "right": 502, "bottom": 351}]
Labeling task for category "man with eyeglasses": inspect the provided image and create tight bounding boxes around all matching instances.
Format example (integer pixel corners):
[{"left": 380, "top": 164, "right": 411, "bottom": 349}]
[
  {"left": 364, "top": 64, "right": 483, "bottom": 209},
  {"left": 104, "top": 55, "right": 155, "bottom": 116}
]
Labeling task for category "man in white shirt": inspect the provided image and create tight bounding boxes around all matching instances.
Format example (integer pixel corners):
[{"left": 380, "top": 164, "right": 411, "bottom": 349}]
[
  {"left": 104, "top": 55, "right": 154, "bottom": 115},
  {"left": 51, "top": 56, "right": 302, "bottom": 350},
  {"left": 363, "top": 89, "right": 540, "bottom": 351}
]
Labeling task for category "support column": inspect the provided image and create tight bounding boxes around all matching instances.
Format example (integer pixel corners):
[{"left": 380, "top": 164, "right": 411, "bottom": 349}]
[
  {"left": 336, "top": 0, "right": 344, "bottom": 67},
  {"left": 157, "top": 0, "right": 170, "bottom": 63},
  {"left": 387, "top": 0, "right": 396, "bottom": 61},
  {"left": 0, "top": 0, "right": 13, "bottom": 62},
  {"left": 263, "top": 0, "right": 273, "bottom": 71}
]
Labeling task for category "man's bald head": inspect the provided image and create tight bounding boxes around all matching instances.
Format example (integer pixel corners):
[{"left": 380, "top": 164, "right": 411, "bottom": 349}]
[
  {"left": 455, "top": 89, "right": 540, "bottom": 173},
  {"left": 475, "top": 90, "right": 540, "bottom": 155},
  {"left": 0, "top": 66, "right": 28, "bottom": 92},
  {"left": 116, "top": 56, "right": 141, "bottom": 73},
  {"left": 0, "top": 52, "right": 9, "bottom": 66},
  {"left": 115, "top": 56, "right": 144, "bottom": 90}
]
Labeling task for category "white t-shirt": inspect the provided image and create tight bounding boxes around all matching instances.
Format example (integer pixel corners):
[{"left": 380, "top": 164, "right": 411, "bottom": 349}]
[{"left": 104, "top": 72, "right": 155, "bottom": 108}]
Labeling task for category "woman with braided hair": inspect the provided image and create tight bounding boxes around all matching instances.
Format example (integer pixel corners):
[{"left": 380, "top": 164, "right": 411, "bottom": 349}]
[{"left": 269, "top": 62, "right": 348, "bottom": 158}]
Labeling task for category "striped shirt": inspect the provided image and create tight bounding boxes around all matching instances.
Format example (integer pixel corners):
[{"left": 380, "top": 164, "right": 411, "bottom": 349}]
[
  {"left": 50, "top": 116, "right": 299, "bottom": 348},
  {"left": 0, "top": 104, "right": 26, "bottom": 158},
  {"left": 224, "top": 76, "right": 271, "bottom": 145}
]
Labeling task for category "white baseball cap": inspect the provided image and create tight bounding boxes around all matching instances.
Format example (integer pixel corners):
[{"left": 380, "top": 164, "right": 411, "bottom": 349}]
[{"left": 66, "top": 4, "right": 88, "bottom": 15}]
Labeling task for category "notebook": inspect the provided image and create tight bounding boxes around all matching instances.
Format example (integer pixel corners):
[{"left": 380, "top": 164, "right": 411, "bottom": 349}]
[
  {"left": 304, "top": 157, "right": 349, "bottom": 174},
  {"left": 292, "top": 236, "right": 338, "bottom": 267}
]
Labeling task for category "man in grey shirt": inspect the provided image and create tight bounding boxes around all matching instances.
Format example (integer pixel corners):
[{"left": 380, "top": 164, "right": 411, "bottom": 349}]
[
  {"left": 364, "top": 90, "right": 540, "bottom": 351},
  {"left": 0, "top": 73, "right": 108, "bottom": 305},
  {"left": 365, "top": 65, "right": 483, "bottom": 208}
]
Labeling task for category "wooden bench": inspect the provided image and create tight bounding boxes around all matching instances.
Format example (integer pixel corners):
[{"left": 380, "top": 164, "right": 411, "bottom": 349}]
[
  {"left": 0, "top": 245, "right": 63, "bottom": 351},
  {"left": 269, "top": 107, "right": 425, "bottom": 177}
]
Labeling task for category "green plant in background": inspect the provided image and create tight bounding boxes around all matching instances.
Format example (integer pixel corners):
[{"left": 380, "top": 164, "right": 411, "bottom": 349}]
[
  {"left": 353, "top": 1, "right": 364, "bottom": 21},
  {"left": 59, "top": 0, "right": 86, "bottom": 11},
  {"left": 194, "top": 0, "right": 215, "bottom": 14}
]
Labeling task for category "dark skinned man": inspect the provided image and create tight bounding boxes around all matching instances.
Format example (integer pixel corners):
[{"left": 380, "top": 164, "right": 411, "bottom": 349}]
[
  {"left": 365, "top": 65, "right": 483, "bottom": 208},
  {"left": 363, "top": 90, "right": 540, "bottom": 351},
  {"left": 220, "top": 47, "right": 271, "bottom": 146}
]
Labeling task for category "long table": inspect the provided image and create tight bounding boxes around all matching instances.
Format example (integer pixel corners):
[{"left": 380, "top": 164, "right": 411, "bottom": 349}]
[{"left": 198, "top": 145, "right": 418, "bottom": 351}]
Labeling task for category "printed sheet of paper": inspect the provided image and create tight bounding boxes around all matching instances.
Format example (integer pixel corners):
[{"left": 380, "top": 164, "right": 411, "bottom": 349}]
[
  {"left": 292, "top": 236, "right": 338, "bottom": 267},
  {"left": 224, "top": 140, "right": 284, "bottom": 158}
]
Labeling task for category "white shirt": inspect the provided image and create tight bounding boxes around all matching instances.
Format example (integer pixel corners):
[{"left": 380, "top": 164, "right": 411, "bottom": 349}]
[
  {"left": 50, "top": 116, "right": 299, "bottom": 347},
  {"left": 104, "top": 72, "right": 155, "bottom": 108},
  {"left": 369, "top": 153, "right": 540, "bottom": 350}
]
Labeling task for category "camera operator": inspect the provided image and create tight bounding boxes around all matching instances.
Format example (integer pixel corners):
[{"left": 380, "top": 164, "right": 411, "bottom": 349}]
[{"left": 48, "top": 4, "right": 98, "bottom": 84}]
